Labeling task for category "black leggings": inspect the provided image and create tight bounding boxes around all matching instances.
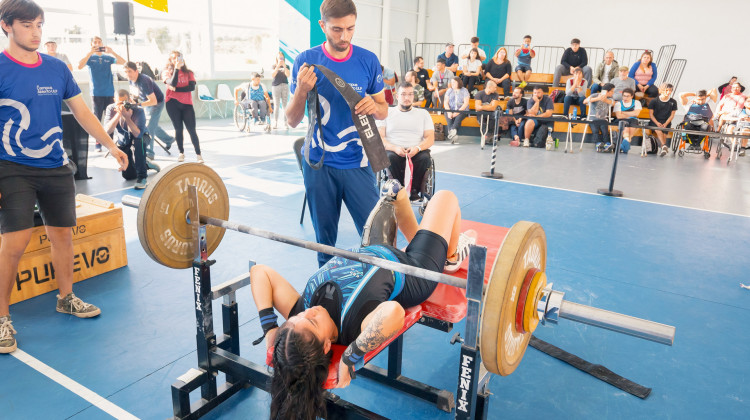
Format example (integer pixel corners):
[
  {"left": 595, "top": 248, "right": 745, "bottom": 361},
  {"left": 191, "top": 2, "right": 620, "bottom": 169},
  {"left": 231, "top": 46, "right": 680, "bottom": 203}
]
[
  {"left": 390, "top": 230, "right": 448, "bottom": 308},
  {"left": 165, "top": 99, "right": 201, "bottom": 155}
]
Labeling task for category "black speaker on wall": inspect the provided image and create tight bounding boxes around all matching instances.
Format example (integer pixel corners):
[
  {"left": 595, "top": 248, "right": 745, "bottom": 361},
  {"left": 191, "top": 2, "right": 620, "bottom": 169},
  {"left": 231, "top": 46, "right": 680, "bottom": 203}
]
[{"left": 113, "top": 2, "right": 134, "bottom": 35}]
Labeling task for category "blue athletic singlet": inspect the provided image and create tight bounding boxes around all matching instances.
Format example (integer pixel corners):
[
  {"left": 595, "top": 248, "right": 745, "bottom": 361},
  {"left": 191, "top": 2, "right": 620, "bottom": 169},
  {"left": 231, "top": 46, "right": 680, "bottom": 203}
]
[
  {"left": 290, "top": 43, "right": 385, "bottom": 169},
  {"left": 0, "top": 52, "right": 81, "bottom": 168},
  {"left": 619, "top": 100, "right": 638, "bottom": 119},
  {"left": 291, "top": 245, "right": 404, "bottom": 345}
]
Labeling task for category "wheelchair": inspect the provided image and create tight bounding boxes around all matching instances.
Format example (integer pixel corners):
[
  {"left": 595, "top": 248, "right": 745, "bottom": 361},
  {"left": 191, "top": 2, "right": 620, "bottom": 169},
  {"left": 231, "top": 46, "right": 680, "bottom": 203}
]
[
  {"left": 233, "top": 93, "right": 273, "bottom": 134},
  {"left": 376, "top": 156, "right": 435, "bottom": 215},
  {"left": 715, "top": 116, "right": 746, "bottom": 164},
  {"left": 670, "top": 115, "right": 713, "bottom": 159}
]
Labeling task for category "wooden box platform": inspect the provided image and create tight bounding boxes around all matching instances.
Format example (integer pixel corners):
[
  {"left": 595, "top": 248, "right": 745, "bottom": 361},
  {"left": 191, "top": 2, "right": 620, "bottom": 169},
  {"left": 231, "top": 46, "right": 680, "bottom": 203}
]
[{"left": 5, "top": 195, "right": 127, "bottom": 305}]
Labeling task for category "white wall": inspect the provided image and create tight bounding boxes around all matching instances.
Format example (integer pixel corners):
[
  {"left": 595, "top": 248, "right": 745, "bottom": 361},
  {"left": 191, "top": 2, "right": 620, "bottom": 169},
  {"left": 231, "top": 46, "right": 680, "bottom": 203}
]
[
  {"left": 505, "top": 0, "right": 749, "bottom": 93},
  {"left": 352, "top": 0, "right": 420, "bottom": 71}
]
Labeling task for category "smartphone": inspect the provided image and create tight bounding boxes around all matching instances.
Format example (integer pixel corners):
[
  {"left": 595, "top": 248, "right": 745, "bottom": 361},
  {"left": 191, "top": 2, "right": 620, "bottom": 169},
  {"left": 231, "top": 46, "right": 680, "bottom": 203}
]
[{"left": 98, "top": 47, "right": 106, "bottom": 52}]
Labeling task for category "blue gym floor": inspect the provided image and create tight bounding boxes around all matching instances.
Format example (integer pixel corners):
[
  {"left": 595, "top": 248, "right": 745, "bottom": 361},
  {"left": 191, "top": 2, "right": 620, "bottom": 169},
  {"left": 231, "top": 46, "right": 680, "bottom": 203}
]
[{"left": 2, "top": 133, "right": 749, "bottom": 419}]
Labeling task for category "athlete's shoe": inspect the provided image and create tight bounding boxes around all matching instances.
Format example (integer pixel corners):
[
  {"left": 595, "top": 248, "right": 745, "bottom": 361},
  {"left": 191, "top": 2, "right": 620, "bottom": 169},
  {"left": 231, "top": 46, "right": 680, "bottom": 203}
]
[
  {"left": 56, "top": 293, "right": 101, "bottom": 318},
  {"left": 0, "top": 315, "right": 17, "bottom": 354},
  {"left": 444, "top": 230, "right": 478, "bottom": 274},
  {"left": 380, "top": 179, "right": 402, "bottom": 201},
  {"left": 196, "top": 155, "right": 204, "bottom": 164},
  {"left": 177, "top": 153, "right": 185, "bottom": 162},
  {"left": 134, "top": 178, "right": 148, "bottom": 190}
]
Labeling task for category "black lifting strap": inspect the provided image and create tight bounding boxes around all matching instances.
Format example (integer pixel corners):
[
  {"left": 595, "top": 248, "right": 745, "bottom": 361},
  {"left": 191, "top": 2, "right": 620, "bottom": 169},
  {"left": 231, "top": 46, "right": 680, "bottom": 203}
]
[
  {"left": 303, "top": 65, "right": 390, "bottom": 173},
  {"left": 529, "top": 336, "right": 652, "bottom": 399}
]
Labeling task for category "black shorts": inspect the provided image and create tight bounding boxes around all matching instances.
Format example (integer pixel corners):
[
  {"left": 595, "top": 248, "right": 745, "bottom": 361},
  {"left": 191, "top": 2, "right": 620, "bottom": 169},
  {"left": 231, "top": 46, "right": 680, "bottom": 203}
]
[
  {"left": 389, "top": 230, "right": 448, "bottom": 308},
  {"left": 0, "top": 160, "right": 76, "bottom": 234}
]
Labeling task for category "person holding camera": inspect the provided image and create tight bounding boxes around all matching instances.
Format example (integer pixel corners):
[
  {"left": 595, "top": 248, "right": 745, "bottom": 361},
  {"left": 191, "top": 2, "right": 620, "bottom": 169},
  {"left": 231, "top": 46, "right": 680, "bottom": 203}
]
[
  {"left": 103, "top": 90, "right": 149, "bottom": 189},
  {"left": 124, "top": 61, "right": 174, "bottom": 159},
  {"left": 77, "top": 36, "right": 125, "bottom": 152}
]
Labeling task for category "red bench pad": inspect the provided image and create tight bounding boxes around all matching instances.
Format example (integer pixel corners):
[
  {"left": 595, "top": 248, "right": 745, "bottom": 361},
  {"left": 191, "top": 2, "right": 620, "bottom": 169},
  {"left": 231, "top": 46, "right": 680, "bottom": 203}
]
[
  {"left": 266, "top": 305, "right": 423, "bottom": 389},
  {"left": 419, "top": 220, "right": 509, "bottom": 323}
]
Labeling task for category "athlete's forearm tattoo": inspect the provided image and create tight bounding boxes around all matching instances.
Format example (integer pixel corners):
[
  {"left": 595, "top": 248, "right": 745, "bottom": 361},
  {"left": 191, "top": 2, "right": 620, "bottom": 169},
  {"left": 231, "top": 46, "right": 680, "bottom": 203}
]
[{"left": 354, "top": 311, "right": 397, "bottom": 353}]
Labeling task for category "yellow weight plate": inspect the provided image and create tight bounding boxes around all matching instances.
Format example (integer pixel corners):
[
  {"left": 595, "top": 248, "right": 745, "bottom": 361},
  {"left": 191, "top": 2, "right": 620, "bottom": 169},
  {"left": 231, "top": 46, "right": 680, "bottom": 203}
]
[{"left": 523, "top": 271, "right": 547, "bottom": 333}]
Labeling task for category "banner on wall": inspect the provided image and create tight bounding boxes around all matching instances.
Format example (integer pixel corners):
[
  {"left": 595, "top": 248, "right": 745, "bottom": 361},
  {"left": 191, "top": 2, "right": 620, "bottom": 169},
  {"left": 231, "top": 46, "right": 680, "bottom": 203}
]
[{"left": 133, "top": 0, "right": 168, "bottom": 13}]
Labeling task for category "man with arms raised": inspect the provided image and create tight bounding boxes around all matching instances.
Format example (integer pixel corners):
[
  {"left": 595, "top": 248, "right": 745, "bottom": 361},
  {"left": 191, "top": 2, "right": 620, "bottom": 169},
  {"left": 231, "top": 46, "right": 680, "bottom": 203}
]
[
  {"left": 0, "top": 0, "right": 128, "bottom": 354},
  {"left": 378, "top": 82, "right": 434, "bottom": 201},
  {"left": 286, "top": 0, "right": 388, "bottom": 267}
]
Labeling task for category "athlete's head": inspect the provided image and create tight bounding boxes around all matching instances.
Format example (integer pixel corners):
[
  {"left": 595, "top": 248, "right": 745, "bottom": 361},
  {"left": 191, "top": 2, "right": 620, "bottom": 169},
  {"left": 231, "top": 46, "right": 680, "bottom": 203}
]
[
  {"left": 0, "top": 0, "right": 44, "bottom": 52},
  {"left": 319, "top": 0, "right": 357, "bottom": 54},
  {"left": 397, "top": 81, "right": 414, "bottom": 111},
  {"left": 695, "top": 90, "right": 708, "bottom": 105},
  {"left": 270, "top": 306, "right": 335, "bottom": 420},
  {"left": 251, "top": 72, "right": 261, "bottom": 86},
  {"left": 123, "top": 61, "right": 139, "bottom": 81}
]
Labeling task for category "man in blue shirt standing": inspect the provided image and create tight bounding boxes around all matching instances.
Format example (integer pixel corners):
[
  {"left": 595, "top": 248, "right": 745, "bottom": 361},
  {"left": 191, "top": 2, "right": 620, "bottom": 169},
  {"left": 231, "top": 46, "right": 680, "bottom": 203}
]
[
  {"left": 77, "top": 35, "right": 125, "bottom": 151},
  {"left": 0, "top": 0, "right": 128, "bottom": 354},
  {"left": 124, "top": 61, "right": 174, "bottom": 160},
  {"left": 287, "top": 0, "right": 388, "bottom": 267}
]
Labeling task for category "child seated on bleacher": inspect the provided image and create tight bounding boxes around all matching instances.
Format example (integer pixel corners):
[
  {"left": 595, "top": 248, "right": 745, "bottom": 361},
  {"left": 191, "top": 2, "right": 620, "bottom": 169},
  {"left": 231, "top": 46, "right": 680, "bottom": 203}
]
[
  {"left": 647, "top": 83, "right": 678, "bottom": 156},
  {"left": 514, "top": 35, "right": 535, "bottom": 89},
  {"left": 613, "top": 88, "right": 641, "bottom": 153}
]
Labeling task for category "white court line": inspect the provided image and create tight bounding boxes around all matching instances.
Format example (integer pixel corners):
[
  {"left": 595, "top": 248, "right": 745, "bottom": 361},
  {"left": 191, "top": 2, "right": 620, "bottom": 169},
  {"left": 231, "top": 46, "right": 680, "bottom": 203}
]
[
  {"left": 11, "top": 349, "right": 139, "bottom": 420},
  {"left": 438, "top": 170, "right": 750, "bottom": 219}
]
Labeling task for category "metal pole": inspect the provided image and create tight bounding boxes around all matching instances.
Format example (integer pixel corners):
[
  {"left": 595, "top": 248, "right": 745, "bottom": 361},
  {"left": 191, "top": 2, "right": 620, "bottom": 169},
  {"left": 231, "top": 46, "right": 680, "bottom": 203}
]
[
  {"left": 481, "top": 109, "right": 503, "bottom": 179},
  {"left": 597, "top": 120, "right": 625, "bottom": 197},
  {"left": 559, "top": 300, "right": 675, "bottom": 345}
]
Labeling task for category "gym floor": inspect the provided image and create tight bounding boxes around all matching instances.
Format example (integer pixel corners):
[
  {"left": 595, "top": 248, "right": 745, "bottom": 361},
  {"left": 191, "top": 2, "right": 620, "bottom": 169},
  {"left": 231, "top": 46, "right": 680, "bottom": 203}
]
[{"left": 3, "top": 120, "right": 749, "bottom": 419}]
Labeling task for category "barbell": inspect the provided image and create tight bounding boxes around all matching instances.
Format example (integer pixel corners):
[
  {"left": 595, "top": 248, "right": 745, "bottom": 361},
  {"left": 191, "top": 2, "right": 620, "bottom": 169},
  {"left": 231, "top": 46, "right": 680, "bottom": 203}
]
[{"left": 122, "top": 163, "right": 675, "bottom": 376}]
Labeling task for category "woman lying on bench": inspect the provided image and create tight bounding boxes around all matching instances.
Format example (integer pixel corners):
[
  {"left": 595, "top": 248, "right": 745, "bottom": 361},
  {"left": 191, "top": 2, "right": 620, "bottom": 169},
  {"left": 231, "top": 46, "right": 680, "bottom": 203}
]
[{"left": 249, "top": 181, "right": 476, "bottom": 420}]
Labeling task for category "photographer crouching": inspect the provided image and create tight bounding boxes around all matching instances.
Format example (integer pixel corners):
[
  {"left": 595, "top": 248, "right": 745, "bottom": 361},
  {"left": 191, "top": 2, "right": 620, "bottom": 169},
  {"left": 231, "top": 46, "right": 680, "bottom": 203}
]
[{"left": 103, "top": 90, "right": 150, "bottom": 189}]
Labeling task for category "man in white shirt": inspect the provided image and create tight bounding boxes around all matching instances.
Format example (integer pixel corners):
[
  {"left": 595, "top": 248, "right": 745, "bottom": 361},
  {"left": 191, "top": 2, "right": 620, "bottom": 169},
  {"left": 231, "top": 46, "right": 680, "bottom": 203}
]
[{"left": 378, "top": 82, "right": 435, "bottom": 200}]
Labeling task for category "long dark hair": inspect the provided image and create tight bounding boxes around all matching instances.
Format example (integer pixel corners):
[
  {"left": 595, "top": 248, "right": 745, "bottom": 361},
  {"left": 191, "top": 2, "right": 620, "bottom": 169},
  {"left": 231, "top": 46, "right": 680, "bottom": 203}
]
[{"left": 270, "top": 323, "right": 332, "bottom": 420}]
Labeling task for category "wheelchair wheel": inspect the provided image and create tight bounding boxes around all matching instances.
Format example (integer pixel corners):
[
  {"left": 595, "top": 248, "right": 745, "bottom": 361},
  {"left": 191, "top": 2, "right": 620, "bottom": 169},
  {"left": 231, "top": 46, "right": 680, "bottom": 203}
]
[
  {"left": 678, "top": 149, "right": 685, "bottom": 157},
  {"left": 421, "top": 158, "right": 436, "bottom": 199},
  {"left": 234, "top": 104, "right": 247, "bottom": 132}
]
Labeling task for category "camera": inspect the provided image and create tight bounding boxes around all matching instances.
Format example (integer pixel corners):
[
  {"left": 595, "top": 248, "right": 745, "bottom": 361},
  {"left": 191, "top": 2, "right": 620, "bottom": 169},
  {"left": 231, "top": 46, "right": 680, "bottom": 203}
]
[
  {"left": 122, "top": 102, "right": 137, "bottom": 111},
  {"left": 98, "top": 47, "right": 106, "bottom": 52}
]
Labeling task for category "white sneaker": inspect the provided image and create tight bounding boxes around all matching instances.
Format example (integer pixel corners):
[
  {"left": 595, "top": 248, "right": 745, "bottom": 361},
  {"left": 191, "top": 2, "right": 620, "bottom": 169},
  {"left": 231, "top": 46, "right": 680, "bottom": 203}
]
[
  {"left": 177, "top": 153, "right": 185, "bottom": 162},
  {"left": 523, "top": 139, "right": 530, "bottom": 147},
  {"left": 448, "top": 128, "right": 457, "bottom": 140},
  {"left": 0, "top": 315, "right": 17, "bottom": 354},
  {"left": 196, "top": 155, "right": 204, "bottom": 164},
  {"left": 444, "top": 230, "right": 478, "bottom": 274}
]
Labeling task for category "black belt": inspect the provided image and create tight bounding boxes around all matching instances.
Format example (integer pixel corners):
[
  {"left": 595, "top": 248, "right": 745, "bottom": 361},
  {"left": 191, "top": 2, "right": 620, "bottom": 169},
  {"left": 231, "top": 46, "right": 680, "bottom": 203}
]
[
  {"left": 529, "top": 336, "right": 652, "bottom": 399},
  {"left": 303, "top": 65, "right": 390, "bottom": 173}
]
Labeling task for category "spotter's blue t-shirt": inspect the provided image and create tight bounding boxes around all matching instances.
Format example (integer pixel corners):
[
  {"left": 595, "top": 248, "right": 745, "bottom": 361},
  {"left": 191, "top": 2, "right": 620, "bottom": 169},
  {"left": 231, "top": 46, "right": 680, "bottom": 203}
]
[
  {"left": 0, "top": 51, "right": 82, "bottom": 168},
  {"left": 86, "top": 54, "right": 116, "bottom": 97},
  {"left": 291, "top": 43, "right": 385, "bottom": 169}
]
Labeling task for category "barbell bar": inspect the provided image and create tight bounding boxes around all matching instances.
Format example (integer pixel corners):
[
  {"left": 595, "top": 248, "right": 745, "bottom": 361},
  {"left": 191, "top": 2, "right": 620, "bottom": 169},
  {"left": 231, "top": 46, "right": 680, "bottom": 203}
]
[{"left": 121, "top": 163, "right": 675, "bottom": 376}]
